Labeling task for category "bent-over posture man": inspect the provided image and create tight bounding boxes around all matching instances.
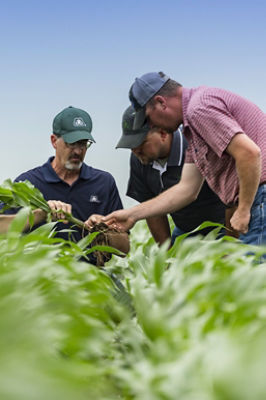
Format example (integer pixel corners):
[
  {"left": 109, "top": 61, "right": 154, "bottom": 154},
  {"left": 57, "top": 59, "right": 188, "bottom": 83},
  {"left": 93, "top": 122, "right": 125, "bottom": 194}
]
[
  {"left": 5, "top": 106, "right": 123, "bottom": 245},
  {"left": 115, "top": 105, "right": 226, "bottom": 245},
  {"left": 104, "top": 72, "right": 266, "bottom": 246}
]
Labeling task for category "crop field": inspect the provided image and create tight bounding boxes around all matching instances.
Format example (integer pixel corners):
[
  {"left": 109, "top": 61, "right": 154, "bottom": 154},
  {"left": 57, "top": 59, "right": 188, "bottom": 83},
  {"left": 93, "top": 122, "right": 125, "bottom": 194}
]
[{"left": 0, "top": 182, "right": 266, "bottom": 399}]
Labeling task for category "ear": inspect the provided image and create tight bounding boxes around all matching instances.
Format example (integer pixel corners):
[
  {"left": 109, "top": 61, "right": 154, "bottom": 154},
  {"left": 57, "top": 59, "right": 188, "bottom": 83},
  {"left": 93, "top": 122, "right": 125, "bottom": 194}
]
[
  {"left": 153, "top": 95, "right": 167, "bottom": 110},
  {"left": 50, "top": 134, "right": 58, "bottom": 149}
]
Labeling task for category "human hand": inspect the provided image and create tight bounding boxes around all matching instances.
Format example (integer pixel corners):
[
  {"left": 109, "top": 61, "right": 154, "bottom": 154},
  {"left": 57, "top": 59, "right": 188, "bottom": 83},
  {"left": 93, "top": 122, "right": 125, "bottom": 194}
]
[
  {"left": 47, "top": 200, "right": 72, "bottom": 224},
  {"left": 230, "top": 207, "right": 251, "bottom": 234},
  {"left": 84, "top": 214, "right": 104, "bottom": 231},
  {"left": 102, "top": 209, "right": 136, "bottom": 232}
]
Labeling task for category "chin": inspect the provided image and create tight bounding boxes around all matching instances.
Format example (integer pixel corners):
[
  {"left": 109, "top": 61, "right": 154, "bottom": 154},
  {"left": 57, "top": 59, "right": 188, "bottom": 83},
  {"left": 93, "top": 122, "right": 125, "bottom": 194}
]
[
  {"left": 164, "top": 122, "right": 178, "bottom": 131},
  {"left": 65, "top": 161, "right": 82, "bottom": 170},
  {"left": 140, "top": 159, "right": 150, "bottom": 165}
]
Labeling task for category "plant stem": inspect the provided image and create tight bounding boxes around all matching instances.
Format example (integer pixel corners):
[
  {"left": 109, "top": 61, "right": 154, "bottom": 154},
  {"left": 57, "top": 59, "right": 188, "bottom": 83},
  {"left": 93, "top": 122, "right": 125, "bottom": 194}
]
[{"left": 63, "top": 212, "right": 88, "bottom": 230}]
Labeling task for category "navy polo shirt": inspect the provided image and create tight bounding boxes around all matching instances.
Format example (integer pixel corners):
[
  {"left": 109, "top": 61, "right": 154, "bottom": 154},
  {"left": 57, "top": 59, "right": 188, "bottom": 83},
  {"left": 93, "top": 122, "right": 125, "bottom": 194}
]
[
  {"left": 13, "top": 157, "right": 123, "bottom": 242},
  {"left": 127, "top": 130, "right": 225, "bottom": 233}
]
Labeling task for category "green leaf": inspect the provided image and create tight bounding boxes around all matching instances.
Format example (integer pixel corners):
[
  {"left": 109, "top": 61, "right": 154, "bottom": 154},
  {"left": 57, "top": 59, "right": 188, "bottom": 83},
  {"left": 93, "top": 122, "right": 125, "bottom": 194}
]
[
  {"left": 7, "top": 206, "right": 31, "bottom": 235},
  {"left": 77, "top": 231, "right": 99, "bottom": 250}
]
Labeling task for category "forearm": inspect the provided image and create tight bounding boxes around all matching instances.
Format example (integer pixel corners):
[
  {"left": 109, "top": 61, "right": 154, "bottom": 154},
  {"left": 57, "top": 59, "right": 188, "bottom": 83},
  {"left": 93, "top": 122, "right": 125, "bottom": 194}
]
[
  {"left": 0, "top": 209, "right": 46, "bottom": 234},
  {"left": 236, "top": 153, "right": 261, "bottom": 212},
  {"left": 31, "top": 209, "right": 47, "bottom": 226},
  {"left": 129, "top": 164, "right": 204, "bottom": 224},
  {"left": 146, "top": 216, "right": 171, "bottom": 246},
  {"left": 129, "top": 188, "right": 188, "bottom": 223},
  {"left": 20, "top": 209, "right": 47, "bottom": 232},
  {"left": 226, "top": 133, "right": 261, "bottom": 233},
  {"left": 0, "top": 215, "right": 15, "bottom": 234},
  {"left": 227, "top": 133, "right": 261, "bottom": 212},
  {"left": 0, "top": 201, "right": 71, "bottom": 234},
  {"left": 103, "top": 165, "right": 204, "bottom": 232}
]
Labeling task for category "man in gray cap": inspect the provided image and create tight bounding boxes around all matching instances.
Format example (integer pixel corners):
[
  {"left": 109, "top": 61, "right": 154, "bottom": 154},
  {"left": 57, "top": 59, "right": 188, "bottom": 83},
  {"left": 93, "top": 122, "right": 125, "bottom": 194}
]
[
  {"left": 115, "top": 105, "right": 226, "bottom": 245},
  {"left": 104, "top": 72, "right": 266, "bottom": 247},
  {"left": 5, "top": 106, "right": 124, "bottom": 245}
]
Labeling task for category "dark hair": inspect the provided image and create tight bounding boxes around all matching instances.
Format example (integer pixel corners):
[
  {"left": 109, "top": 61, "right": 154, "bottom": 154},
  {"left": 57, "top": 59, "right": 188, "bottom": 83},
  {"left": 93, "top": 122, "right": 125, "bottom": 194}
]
[{"left": 147, "top": 71, "right": 182, "bottom": 107}]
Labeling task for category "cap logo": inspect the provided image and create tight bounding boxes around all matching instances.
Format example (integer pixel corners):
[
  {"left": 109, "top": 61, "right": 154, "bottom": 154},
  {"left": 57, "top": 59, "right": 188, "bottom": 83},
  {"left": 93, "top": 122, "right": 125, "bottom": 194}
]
[
  {"left": 73, "top": 117, "right": 86, "bottom": 127},
  {"left": 123, "top": 120, "right": 130, "bottom": 130}
]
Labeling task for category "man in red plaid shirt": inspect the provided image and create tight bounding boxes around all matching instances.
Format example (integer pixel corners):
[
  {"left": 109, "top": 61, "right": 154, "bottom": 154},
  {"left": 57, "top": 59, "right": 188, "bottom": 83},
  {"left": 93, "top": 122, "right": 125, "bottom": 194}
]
[{"left": 104, "top": 72, "right": 266, "bottom": 246}]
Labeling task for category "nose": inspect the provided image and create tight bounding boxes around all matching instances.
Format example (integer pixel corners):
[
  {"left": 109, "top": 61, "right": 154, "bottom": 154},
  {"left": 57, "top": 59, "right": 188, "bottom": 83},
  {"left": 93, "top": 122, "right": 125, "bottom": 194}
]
[
  {"left": 73, "top": 146, "right": 83, "bottom": 153},
  {"left": 71, "top": 148, "right": 83, "bottom": 158}
]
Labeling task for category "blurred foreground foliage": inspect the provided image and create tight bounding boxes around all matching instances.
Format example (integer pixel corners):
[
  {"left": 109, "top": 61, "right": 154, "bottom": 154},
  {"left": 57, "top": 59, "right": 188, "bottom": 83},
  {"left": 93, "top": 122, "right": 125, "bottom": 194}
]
[{"left": 0, "top": 192, "right": 266, "bottom": 398}]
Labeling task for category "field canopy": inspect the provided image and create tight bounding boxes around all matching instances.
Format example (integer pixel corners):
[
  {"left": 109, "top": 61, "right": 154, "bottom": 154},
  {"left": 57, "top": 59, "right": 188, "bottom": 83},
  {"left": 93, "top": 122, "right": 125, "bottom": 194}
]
[{"left": 0, "top": 180, "right": 266, "bottom": 399}]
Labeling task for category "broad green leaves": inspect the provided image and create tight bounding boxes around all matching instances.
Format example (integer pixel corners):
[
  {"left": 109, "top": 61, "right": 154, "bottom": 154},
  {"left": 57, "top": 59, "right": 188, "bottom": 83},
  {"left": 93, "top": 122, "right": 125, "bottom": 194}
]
[
  {"left": 0, "top": 179, "right": 50, "bottom": 211},
  {"left": 0, "top": 181, "right": 266, "bottom": 399}
]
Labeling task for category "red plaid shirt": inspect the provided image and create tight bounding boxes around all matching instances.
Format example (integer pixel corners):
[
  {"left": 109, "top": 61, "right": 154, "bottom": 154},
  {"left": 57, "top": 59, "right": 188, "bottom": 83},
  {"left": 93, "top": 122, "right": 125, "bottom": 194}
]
[{"left": 182, "top": 86, "right": 266, "bottom": 205}]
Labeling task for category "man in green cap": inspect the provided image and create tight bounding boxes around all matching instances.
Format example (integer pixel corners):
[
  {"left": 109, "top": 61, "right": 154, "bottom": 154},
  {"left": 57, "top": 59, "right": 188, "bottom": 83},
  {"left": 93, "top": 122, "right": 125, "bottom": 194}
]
[
  {"left": 4, "top": 106, "right": 124, "bottom": 246},
  {"left": 116, "top": 105, "right": 227, "bottom": 244}
]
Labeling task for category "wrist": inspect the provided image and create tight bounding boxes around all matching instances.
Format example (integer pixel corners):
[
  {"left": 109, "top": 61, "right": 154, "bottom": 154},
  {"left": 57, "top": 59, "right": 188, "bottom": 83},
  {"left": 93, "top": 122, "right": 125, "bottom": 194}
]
[
  {"left": 33, "top": 208, "right": 47, "bottom": 223},
  {"left": 236, "top": 204, "right": 251, "bottom": 215},
  {"left": 129, "top": 208, "right": 140, "bottom": 225}
]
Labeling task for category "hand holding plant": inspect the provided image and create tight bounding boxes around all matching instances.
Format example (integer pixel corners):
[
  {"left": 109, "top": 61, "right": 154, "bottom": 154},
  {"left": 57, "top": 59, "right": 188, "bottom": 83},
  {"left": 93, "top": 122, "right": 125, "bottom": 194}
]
[{"left": 47, "top": 200, "right": 72, "bottom": 224}]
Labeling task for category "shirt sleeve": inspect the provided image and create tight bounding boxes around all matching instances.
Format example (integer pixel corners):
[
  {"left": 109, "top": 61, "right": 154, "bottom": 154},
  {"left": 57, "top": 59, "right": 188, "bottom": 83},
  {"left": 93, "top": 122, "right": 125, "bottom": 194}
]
[
  {"left": 126, "top": 154, "right": 154, "bottom": 203},
  {"left": 184, "top": 144, "right": 194, "bottom": 163},
  {"left": 187, "top": 92, "right": 244, "bottom": 157}
]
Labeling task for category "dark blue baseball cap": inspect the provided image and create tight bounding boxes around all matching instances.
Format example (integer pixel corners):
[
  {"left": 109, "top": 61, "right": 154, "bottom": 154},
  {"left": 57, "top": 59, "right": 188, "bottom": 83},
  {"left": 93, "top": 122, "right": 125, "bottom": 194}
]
[{"left": 129, "top": 72, "right": 170, "bottom": 130}]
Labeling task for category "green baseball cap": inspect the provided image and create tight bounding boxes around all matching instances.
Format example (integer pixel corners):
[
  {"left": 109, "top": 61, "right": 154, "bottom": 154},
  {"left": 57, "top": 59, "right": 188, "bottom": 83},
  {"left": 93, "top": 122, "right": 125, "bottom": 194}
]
[
  {"left": 53, "top": 106, "right": 95, "bottom": 143},
  {"left": 116, "top": 105, "right": 150, "bottom": 149}
]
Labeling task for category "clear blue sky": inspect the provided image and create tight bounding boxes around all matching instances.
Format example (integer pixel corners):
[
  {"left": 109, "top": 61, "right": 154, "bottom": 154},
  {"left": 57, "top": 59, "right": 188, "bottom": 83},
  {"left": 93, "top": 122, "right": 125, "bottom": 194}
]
[{"left": 1, "top": 0, "right": 266, "bottom": 207}]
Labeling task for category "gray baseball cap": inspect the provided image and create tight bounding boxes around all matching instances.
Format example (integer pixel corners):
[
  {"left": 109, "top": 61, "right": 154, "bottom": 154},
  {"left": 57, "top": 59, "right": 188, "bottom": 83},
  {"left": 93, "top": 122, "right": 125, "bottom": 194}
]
[
  {"left": 116, "top": 105, "right": 150, "bottom": 149},
  {"left": 53, "top": 106, "right": 95, "bottom": 143},
  {"left": 129, "top": 72, "right": 170, "bottom": 130}
]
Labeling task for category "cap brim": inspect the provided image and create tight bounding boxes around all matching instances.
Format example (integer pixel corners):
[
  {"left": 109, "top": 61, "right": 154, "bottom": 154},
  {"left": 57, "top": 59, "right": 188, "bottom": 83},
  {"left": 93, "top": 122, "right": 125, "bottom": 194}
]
[
  {"left": 116, "top": 131, "right": 148, "bottom": 149},
  {"left": 62, "top": 130, "right": 96, "bottom": 144},
  {"left": 133, "top": 108, "right": 146, "bottom": 130}
]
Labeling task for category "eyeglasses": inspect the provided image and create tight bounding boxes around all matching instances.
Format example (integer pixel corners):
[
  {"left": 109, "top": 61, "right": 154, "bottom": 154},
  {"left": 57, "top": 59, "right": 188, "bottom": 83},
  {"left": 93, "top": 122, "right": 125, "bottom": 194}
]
[{"left": 64, "top": 139, "right": 94, "bottom": 150}]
